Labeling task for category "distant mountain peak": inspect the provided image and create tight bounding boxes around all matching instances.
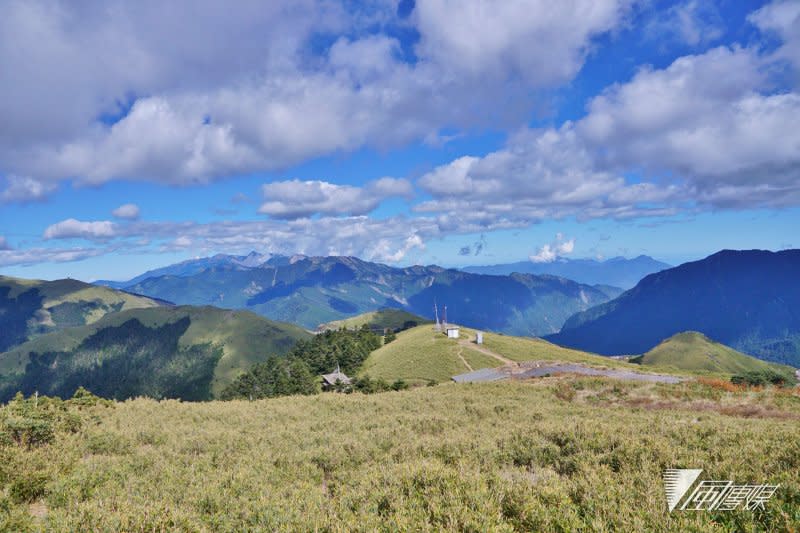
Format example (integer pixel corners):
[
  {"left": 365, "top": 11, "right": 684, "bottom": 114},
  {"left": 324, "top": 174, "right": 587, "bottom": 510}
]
[
  {"left": 461, "top": 255, "right": 670, "bottom": 289},
  {"left": 546, "top": 248, "right": 800, "bottom": 367}
]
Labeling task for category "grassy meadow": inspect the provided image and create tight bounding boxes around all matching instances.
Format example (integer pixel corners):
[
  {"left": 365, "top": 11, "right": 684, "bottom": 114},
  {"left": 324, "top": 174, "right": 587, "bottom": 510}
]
[
  {"left": 360, "top": 326, "right": 503, "bottom": 384},
  {"left": 361, "top": 325, "right": 688, "bottom": 385},
  {"left": 1, "top": 379, "right": 798, "bottom": 531},
  {"left": 638, "top": 332, "right": 796, "bottom": 377}
]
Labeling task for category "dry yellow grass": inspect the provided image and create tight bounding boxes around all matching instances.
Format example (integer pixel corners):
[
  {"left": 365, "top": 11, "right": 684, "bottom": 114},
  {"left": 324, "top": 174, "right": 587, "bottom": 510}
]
[{"left": 1, "top": 380, "right": 797, "bottom": 531}]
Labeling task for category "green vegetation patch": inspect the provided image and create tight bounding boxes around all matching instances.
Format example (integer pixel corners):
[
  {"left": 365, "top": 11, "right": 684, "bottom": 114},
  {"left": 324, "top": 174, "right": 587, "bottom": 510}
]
[
  {"left": 221, "top": 327, "right": 382, "bottom": 399},
  {"left": 0, "top": 275, "right": 160, "bottom": 354},
  {"left": 1, "top": 317, "right": 222, "bottom": 402},
  {"left": 0, "top": 306, "right": 310, "bottom": 400},
  {"left": 0, "top": 382, "right": 797, "bottom": 531},
  {"left": 360, "top": 326, "right": 495, "bottom": 383},
  {"left": 639, "top": 332, "right": 797, "bottom": 381},
  {"left": 481, "top": 332, "right": 634, "bottom": 367}
]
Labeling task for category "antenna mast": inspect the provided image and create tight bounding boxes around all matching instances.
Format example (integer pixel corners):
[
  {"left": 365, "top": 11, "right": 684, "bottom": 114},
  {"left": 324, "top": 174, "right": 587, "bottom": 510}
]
[{"left": 434, "top": 300, "right": 441, "bottom": 332}]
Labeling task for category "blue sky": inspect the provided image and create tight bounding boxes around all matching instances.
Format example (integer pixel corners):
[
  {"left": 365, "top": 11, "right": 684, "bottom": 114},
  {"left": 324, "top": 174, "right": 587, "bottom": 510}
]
[{"left": 1, "top": 0, "right": 798, "bottom": 281}]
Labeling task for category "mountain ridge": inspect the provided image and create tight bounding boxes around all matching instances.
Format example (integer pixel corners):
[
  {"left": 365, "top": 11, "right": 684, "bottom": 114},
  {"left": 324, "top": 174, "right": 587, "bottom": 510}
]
[
  {"left": 546, "top": 249, "right": 800, "bottom": 366},
  {"left": 92, "top": 254, "right": 621, "bottom": 336},
  {"left": 0, "top": 304, "right": 310, "bottom": 401},
  {"left": 0, "top": 274, "right": 162, "bottom": 353}
]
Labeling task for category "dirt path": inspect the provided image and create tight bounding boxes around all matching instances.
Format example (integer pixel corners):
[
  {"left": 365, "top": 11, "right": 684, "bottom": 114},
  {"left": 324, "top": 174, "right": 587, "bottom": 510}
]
[
  {"left": 455, "top": 344, "right": 474, "bottom": 372},
  {"left": 458, "top": 337, "right": 517, "bottom": 366}
]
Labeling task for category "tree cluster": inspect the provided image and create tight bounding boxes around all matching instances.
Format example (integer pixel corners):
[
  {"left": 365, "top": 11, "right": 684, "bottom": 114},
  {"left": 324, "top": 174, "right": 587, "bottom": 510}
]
[
  {"left": 730, "top": 369, "right": 797, "bottom": 387},
  {"left": 220, "top": 326, "right": 383, "bottom": 400}
]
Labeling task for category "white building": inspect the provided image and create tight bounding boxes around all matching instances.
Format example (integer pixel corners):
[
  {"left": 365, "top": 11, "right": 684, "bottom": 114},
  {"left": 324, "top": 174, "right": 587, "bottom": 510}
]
[
  {"left": 446, "top": 326, "right": 460, "bottom": 339},
  {"left": 475, "top": 331, "right": 483, "bottom": 344}
]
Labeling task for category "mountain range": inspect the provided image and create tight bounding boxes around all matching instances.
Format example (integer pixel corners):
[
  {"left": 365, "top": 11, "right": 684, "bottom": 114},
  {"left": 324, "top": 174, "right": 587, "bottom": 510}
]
[
  {"left": 0, "top": 275, "right": 161, "bottom": 353},
  {"left": 1, "top": 248, "right": 798, "bottom": 403},
  {"left": 462, "top": 255, "right": 671, "bottom": 289},
  {"left": 0, "top": 304, "right": 309, "bottom": 401},
  {"left": 96, "top": 254, "right": 624, "bottom": 336},
  {"left": 547, "top": 249, "right": 800, "bottom": 366}
]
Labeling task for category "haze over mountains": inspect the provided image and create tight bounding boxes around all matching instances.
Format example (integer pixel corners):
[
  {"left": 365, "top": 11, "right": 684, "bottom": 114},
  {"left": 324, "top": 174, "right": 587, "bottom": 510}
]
[
  {"left": 462, "top": 255, "right": 671, "bottom": 289},
  {"left": 97, "top": 253, "right": 623, "bottom": 336},
  {"left": 547, "top": 249, "right": 800, "bottom": 366}
]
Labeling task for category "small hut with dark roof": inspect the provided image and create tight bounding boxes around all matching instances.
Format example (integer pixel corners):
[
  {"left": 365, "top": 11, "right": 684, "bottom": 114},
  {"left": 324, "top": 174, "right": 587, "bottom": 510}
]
[{"left": 320, "top": 364, "right": 352, "bottom": 391}]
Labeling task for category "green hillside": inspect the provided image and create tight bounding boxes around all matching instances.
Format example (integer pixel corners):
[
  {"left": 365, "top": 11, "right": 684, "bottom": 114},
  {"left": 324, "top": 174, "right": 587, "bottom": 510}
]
[
  {"left": 0, "top": 275, "right": 161, "bottom": 353},
  {"left": 0, "top": 306, "right": 310, "bottom": 401},
  {"left": 317, "top": 308, "right": 428, "bottom": 332},
  {"left": 360, "top": 326, "right": 503, "bottom": 383},
  {"left": 547, "top": 249, "right": 800, "bottom": 366},
  {"left": 359, "top": 325, "right": 648, "bottom": 384},
  {"left": 636, "top": 331, "right": 796, "bottom": 377}
]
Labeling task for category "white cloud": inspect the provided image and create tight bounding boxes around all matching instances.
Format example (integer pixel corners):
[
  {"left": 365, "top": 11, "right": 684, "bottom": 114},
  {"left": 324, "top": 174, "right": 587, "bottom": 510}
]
[
  {"left": 259, "top": 177, "right": 413, "bottom": 219},
  {"left": 417, "top": 126, "right": 678, "bottom": 225},
  {"left": 0, "top": 236, "right": 10, "bottom": 250},
  {"left": 418, "top": 39, "right": 800, "bottom": 221},
  {"left": 1, "top": 175, "right": 56, "bottom": 203},
  {"left": 644, "top": 1, "right": 724, "bottom": 46},
  {"left": 24, "top": 215, "right": 436, "bottom": 268},
  {"left": 43, "top": 219, "right": 117, "bottom": 240},
  {"left": 372, "top": 234, "right": 425, "bottom": 263},
  {"left": 0, "top": 0, "right": 632, "bottom": 187},
  {"left": 749, "top": 0, "right": 800, "bottom": 70},
  {"left": 529, "top": 233, "right": 575, "bottom": 263},
  {"left": 413, "top": 0, "right": 629, "bottom": 85},
  {"left": 0, "top": 246, "right": 106, "bottom": 267},
  {"left": 579, "top": 46, "right": 800, "bottom": 205},
  {"left": 172, "top": 236, "right": 193, "bottom": 248},
  {"left": 112, "top": 203, "right": 141, "bottom": 220}
]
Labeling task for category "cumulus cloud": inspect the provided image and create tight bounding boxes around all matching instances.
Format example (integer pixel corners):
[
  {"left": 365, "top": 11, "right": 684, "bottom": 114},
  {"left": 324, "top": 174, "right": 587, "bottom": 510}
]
[
  {"left": 418, "top": 34, "right": 800, "bottom": 222},
  {"left": 0, "top": 0, "right": 632, "bottom": 187},
  {"left": 749, "top": 0, "right": 800, "bottom": 71},
  {"left": 112, "top": 203, "right": 140, "bottom": 220},
  {"left": 579, "top": 46, "right": 800, "bottom": 205},
  {"left": 529, "top": 233, "right": 575, "bottom": 263},
  {"left": 259, "top": 177, "right": 413, "bottom": 219},
  {"left": 371, "top": 234, "right": 425, "bottom": 263},
  {"left": 0, "top": 236, "right": 10, "bottom": 250},
  {"left": 1, "top": 175, "right": 56, "bottom": 203},
  {"left": 43, "top": 219, "right": 117, "bottom": 240},
  {"left": 413, "top": 0, "right": 628, "bottom": 85},
  {"left": 417, "top": 126, "right": 681, "bottom": 225}
]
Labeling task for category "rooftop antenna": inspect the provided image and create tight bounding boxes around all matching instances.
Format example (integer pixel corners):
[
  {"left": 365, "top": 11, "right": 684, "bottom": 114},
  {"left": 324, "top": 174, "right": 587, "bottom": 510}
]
[{"left": 433, "top": 300, "right": 442, "bottom": 332}]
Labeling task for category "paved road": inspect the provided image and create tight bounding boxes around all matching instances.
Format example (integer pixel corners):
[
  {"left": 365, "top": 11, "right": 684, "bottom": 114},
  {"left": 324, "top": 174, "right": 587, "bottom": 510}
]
[{"left": 452, "top": 361, "right": 684, "bottom": 384}]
